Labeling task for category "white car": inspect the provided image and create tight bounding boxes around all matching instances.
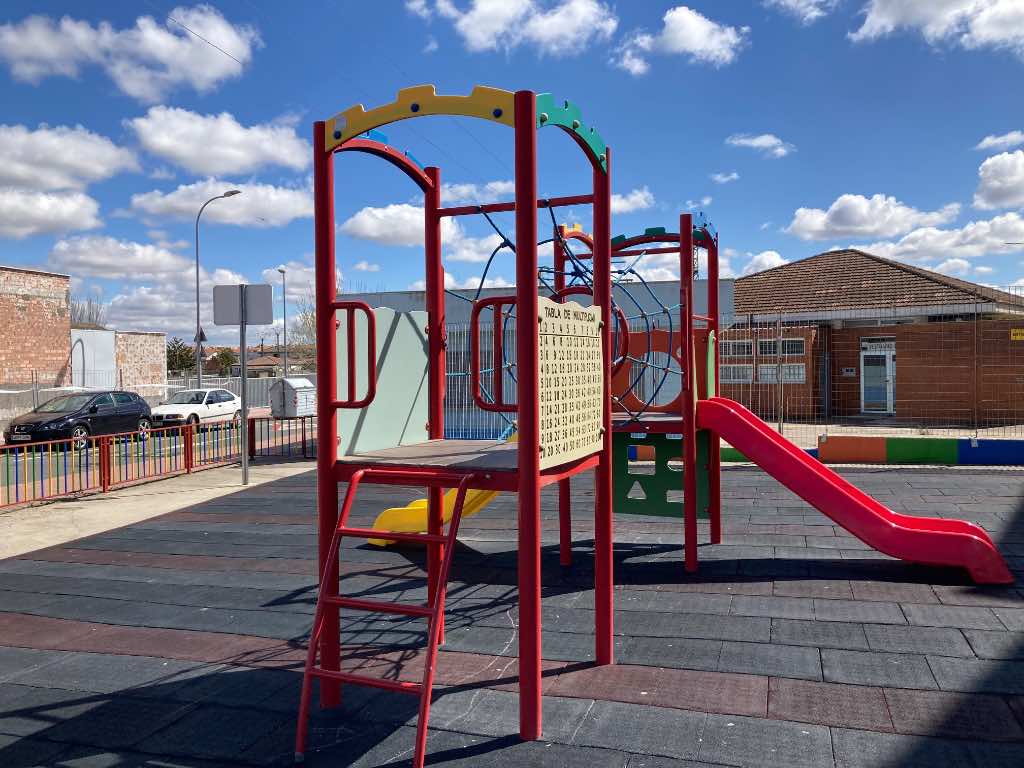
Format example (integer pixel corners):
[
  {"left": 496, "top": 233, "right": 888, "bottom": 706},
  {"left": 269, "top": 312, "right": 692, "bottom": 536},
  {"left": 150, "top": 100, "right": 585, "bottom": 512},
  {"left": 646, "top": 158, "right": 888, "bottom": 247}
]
[{"left": 151, "top": 388, "right": 241, "bottom": 427}]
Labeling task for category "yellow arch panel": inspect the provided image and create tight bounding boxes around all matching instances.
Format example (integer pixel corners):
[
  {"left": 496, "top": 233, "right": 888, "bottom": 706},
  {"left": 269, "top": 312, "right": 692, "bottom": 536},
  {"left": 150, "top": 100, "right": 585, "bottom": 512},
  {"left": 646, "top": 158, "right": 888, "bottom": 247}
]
[{"left": 325, "top": 85, "right": 515, "bottom": 152}]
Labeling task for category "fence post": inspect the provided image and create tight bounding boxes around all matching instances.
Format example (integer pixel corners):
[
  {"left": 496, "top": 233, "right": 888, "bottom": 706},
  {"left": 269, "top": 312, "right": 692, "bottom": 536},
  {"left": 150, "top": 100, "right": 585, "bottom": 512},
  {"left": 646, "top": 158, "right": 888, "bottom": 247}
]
[
  {"left": 248, "top": 417, "right": 256, "bottom": 460},
  {"left": 185, "top": 424, "right": 194, "bottom": 473},
  {"left": 99, "top": 437, "right": 111, "bottom": 492},
  {"left": 301, "top": 417, "right": 307, "bottom": 457}
]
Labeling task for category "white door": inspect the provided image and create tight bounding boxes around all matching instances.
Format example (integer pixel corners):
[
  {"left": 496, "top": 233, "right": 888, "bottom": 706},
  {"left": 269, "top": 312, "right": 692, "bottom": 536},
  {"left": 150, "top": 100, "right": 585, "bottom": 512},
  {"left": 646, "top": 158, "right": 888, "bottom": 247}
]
[{"left": 860, "top": 350, "right": 895, "bottom": 414}]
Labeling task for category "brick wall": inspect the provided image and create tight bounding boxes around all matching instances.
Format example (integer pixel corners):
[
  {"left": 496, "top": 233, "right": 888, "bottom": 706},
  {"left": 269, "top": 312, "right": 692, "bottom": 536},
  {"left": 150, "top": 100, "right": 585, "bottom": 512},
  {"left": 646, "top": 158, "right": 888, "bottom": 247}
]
[
  {"left": 115, "top": 331, "right": 167, "bottom": 388},
  {"left": 829, "top": 319, "right": 1024, "bottom": 426},
  {"left": 0, "top": 266, "right": 70, "bottom": 386}
]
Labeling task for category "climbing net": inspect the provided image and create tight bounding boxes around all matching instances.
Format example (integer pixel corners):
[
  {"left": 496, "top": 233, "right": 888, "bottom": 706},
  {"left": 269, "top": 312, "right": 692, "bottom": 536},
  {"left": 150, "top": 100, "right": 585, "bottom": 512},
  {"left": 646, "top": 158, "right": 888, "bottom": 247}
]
[{"left": 445, "top": 206, "right": 716, "bottom": 432}]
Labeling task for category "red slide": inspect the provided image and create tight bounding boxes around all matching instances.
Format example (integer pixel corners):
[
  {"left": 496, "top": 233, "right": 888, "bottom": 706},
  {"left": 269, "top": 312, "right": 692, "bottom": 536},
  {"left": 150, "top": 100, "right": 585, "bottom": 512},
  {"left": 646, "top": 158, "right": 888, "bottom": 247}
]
[{"left": 696, "top": 397, "right": 1013, "bottom": 585}]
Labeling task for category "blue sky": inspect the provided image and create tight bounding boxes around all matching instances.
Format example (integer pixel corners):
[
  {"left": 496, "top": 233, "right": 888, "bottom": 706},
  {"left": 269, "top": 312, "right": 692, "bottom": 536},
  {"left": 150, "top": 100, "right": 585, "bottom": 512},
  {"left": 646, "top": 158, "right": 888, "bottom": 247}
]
[{"left": 1, "top": 1, "right": 1023, "bottom": 342}]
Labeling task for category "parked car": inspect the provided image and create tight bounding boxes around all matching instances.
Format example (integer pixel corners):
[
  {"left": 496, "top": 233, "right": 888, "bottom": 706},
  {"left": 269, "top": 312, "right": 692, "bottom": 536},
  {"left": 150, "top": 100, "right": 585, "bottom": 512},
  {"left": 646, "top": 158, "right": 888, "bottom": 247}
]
[
  {"left": 151, "top": 388, "right": 241, "bottom": 427},
  {"left": 3, "top": 391, "right": 151, "bottom": 446}
]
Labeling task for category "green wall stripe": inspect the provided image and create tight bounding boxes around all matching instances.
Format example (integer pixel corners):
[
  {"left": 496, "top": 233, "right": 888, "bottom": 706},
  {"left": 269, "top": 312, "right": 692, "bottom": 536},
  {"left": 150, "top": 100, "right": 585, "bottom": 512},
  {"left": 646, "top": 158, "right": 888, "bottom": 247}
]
[{"left": 885, "top": 437, "right": 958, "bottom": 465}]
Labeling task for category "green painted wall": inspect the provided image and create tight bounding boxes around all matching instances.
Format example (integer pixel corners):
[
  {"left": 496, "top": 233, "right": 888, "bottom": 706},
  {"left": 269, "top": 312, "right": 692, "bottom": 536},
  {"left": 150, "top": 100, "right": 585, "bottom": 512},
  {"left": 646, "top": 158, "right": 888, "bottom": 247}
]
[{"left": 885, "top": 437, "right": 958, "bottom": 465}]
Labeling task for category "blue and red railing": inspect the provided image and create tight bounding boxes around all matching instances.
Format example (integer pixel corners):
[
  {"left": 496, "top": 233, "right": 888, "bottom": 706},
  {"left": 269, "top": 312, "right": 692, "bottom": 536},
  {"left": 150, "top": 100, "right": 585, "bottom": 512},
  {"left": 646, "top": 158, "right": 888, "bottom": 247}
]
[{"left": 0, "top": 415, "right": 316, "bottom": 509}]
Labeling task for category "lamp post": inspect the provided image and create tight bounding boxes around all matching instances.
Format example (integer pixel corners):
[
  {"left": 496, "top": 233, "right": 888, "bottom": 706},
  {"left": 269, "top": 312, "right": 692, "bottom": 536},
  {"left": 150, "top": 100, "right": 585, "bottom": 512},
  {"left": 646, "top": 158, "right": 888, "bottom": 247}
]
[
  {"left": 195, "top": 189, "right": 241, "bottom": 387},
  {"left": 277, "top": 266, "right": 288, "bottom": 376}
]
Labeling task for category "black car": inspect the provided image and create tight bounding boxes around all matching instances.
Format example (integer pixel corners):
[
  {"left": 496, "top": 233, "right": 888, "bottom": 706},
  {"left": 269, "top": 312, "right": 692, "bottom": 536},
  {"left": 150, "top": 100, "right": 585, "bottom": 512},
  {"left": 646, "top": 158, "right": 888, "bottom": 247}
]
[{"left": 3, "top": 391, "right": 152, "bottom": 446}]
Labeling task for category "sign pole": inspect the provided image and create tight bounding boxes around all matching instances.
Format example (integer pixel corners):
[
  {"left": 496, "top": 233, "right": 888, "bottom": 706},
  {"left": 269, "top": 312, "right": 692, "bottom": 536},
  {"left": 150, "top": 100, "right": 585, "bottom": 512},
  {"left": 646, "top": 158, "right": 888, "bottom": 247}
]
[{"left": 240, "top": 285, "right": 249, "bottom": 485}]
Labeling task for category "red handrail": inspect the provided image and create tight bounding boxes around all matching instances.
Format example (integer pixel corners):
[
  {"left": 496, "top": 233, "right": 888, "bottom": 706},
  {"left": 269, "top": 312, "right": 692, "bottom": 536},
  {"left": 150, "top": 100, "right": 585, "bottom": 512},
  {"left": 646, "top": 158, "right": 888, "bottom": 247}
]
[
  {"left": 331, "top": 300, "right": 377, "bottom": 408},
  {"left": 470, "top": 295, "right": 517, "bottom": 413}
]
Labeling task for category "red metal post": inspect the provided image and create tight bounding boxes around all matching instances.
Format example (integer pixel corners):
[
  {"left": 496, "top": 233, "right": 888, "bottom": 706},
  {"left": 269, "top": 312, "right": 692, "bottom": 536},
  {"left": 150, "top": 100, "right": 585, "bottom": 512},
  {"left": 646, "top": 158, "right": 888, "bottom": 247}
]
[
  {"left": 552, "top": 225, "right": 572, "bottom": 567},
  {"left": 313, "top": 121, "right": 341, "bottom": 707},
  {"left": 424, "top": 165, "right": 446, "bottom": 643},
  {"left": 681, "top": 214, "right": 698, "bottom": 573},
  {"left": 184, "top": 424, "right": 194, "bottom": 473},
  {"left": 592, "top": 149, "right": 614, "bottom": 663},
  {"left": 248, "top": 418, "right": 256, "bottom": 460},
  {"left": 706, "top": 232, "right": 722, "bottom": 545},
  {"left": 100, "top": 437, "right": 110, "bottom": 492},
  {"left": 514, "top": 90, "right": 542, "bottom": 741}
]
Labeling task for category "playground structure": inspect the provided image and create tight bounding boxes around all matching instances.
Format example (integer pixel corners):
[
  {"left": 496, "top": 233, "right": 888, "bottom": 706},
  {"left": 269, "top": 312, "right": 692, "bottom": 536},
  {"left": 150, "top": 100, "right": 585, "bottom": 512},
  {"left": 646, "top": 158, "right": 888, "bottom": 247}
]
[{"left": 296, "top": 85, "right": 1013, "bottom": 768}]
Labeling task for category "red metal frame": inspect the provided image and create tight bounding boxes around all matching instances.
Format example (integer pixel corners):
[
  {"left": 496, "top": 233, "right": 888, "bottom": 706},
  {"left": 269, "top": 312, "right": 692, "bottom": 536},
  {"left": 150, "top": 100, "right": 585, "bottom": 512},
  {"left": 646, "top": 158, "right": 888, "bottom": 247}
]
[
  {"left": 469, "top": 295, "right": 517, "bottom": 413},
  {"left": 332, "top": 300, "right": 377, "bottom": 409},
  {"left": 310, "top": 90, "right": 615, "bottom": 756}
]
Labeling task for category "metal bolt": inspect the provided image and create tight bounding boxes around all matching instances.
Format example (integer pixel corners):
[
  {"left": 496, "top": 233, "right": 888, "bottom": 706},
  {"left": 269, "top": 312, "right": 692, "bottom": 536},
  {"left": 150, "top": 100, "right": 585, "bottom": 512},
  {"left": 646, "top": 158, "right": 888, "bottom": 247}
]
[{"left": 539, "top": 112, "right": 549, "bottom": 123}]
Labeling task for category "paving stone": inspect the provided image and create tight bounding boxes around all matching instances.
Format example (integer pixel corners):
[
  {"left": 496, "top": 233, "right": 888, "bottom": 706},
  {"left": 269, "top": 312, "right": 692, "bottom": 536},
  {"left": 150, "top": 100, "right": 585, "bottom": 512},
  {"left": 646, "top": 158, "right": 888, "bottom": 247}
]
[
  {"left": 136, "top": 704, "right": 294, "bottom": 761},
  {"left": 821, "top": 649, "right": 937, "bottom": 689},
  {"left": 8, "top": 652, "right": 218, "bottom": 695},
  {"left": 571, "top": 699, "right": 706, "bottom": 760},
  {"left": 430, "top": 690, "right": 593, "bottom": 744},
  {"left": 883, "top": 688, "right": 1024, "bottom": 741},
  {"left": 963, "top": 630, "right": 1024, "bottom": 659},
  {"left": 618, "top": 637, "right": 722, "bottom": 672},
  {"left": 41, "top": 695, "right": 196, "bottom": 750},
  {"left": 768, "top": 678, "right": 891, "bottom": 732},
  {"left": 832, "top": 726, "right": 976, "bottom": 768},
  {"left": 770, "top": 619, "right": 869, "bottom": 651},
  {"left": 718, "top": 642, "right": 821, "bottom": 681},
  {"left": 995, "top": 608, "right": 1024, "bottom": 631},
  {"left": 932, "top": 586, "right": 1024, "bottom": 608},
  {"left": 863, "top": 624, "right": 973, "bottom": 657},
  {"left": 0, "top": 734, "right": 72, "bottom": 767},
  {"left": 0, "top": 684, "right": 109, "bottom": 738},
  {"left": 0, "top": 646, "right": 68, "bottom": 682},
  {"left": 729, "top": 596, "right": 814, "bottom": 621},
  {"left": 927, "top": 656, "right": 1024, "bottom": 694},
  {"left": 698, "top": 713, "right": 832, "bottom": 768},
  {"left": 772, "top": 580, "right": 853, "bottom": 600},
  {"left": 901, "top": 603, "right": 1005, "bottom": 630},
  {"left": 849, "top": 581, "right": 938, "bottom": 604},
  {"left": 812, "top": 599, "right": 906, "bottom": 625}
]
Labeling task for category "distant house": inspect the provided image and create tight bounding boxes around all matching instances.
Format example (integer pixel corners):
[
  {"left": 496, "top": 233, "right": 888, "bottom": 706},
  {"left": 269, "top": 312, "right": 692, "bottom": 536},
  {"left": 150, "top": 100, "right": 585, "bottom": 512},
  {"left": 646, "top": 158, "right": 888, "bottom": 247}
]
[
  {"left": 231, "top": 355, "right": 282, "bottom": 378},
  {"left": 723, "top": 249, "right": 1024, "bottom": 426}
]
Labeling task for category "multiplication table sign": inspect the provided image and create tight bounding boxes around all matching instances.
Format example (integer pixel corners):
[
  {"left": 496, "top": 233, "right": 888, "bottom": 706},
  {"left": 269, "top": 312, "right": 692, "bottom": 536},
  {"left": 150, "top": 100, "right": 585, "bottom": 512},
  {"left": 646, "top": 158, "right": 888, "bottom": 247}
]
[{"left": 537, "top": 296, "right": 604, "bottom": 470}]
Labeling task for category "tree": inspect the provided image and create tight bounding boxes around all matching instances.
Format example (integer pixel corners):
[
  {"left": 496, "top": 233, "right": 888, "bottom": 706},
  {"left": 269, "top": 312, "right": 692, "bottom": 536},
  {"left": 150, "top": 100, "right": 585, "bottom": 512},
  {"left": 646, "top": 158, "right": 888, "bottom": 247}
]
[
  {"left": 211, "top": 347, "right": 237, "bottom": 376},
  {"left": 70, "top": 296, "right": 107, "bottom": 327},
  {"left": 290, "top": 285, "right": 316, "bottom": 348},
  {"left": 166, "top": 337, "right": 195, "bottom": 373}
]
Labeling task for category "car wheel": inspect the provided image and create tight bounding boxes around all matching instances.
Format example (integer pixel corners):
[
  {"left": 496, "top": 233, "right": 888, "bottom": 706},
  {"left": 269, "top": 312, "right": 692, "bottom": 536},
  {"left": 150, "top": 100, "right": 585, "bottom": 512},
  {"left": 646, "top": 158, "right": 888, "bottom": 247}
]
[
  {"left": 71, "top": 426, "right": 90, "bottom": 450},
  {"left": 137, "top": 418, "right": 151, "bottom": 439}
]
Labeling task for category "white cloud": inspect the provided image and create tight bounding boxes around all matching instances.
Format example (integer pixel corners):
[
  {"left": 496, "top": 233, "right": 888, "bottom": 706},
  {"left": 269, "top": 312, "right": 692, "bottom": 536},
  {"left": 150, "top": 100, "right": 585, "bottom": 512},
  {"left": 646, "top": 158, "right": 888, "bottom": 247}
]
[
  {"left": 742, "top": 250, "right": 788, "bottom": 275},
  {"left": 338, "top": 202, "right": 498, "bottom": 261},
  {"left": 973, "top": 150, "right": 1024, "bottom": 210},
  {"left": 353, "top": 260, "right": 381, "bottom": 272},
  {"left": 0, "top": 123, "right": 137, "bottom": 190},
  {"left": 627, "top": 246, "right": 738, "bottom": 282},
  {"left": 0, "top": 189, "right": 101, "bottom": 239},
  {"left": 427, "top": 0, "right": 617, "bottom": 56},
  {"left": 339, "top": 203, "right": 457, "bottom": 246},
  {"left": 614, "top": 6, "right": 749, "bottom": 75},
  {"left": 149, "top": 166, "right": 176, "bottom": 180},
  {"left": 763, "top": 0, "right": 838, "bottom": 25},
  {"left": 424, "top": 36, "right": 439, "bottom": 53},
  {"left": 726, "top": 133, "right": 795, "bottom": 158},
  {"left": 410, "top": 271, "right": 513, "bottom": 290},
  {"left": 860, "top": 211, "right": 1024, "bottom": 263},
  {"left": 260, "top": 260, "right": 319, "bottom": 301},
  {"left": 0, "top": 5, "right": 261, "bottom": 103},
  {"left": 975, "top": 130, "right": 1024, "bottom": 152},
  {"left": 850, "top": 0, "right": 1024, "bottom": 60},
  {"left": 610, "top": 186, "right": 655, "bottom": 214},
  {"left": 440, "top": 179, "right": 514, "bottom": 204},
  {"left": 127, "top": 106, "right": 309, "bottom": 176},
  {"left": 787, "top": 193, "right": 961, "bottom": 240},
  {"left": 710, "top": 171, "right": 739, "bottom": 184},
  {"left": 49, "top": 236, "right": 190, "bottom": 280},
  {"left": 975, "top": 264, "right": 995, "bottom": 274},
  {"left": 933, "top": 257, "right": 971, "bottom": 276},
  {"left": 686, "top": 196, "right": 713, "bottom": 209},
  {"left": 406, "top": 0, "right": 433, "bottom": 19},
  {"left": 131, "top": 178, "right": 312, "bottom": 227}
]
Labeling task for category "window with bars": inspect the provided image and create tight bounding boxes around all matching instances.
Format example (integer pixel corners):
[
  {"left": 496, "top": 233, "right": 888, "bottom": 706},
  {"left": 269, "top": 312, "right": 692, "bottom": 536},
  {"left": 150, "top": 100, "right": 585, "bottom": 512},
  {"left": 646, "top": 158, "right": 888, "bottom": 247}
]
[
  {"left": 720, "top": 340, "right": 753, "bottom": 358},
  {"left": 720, "top": 364, "right": 754, "bottom": 383},
  {"left": 757, "top": 338, "right": 806, "bottom": 356},
  {"left": 757, "top": 363, "right": 806, "bottom": 383}
]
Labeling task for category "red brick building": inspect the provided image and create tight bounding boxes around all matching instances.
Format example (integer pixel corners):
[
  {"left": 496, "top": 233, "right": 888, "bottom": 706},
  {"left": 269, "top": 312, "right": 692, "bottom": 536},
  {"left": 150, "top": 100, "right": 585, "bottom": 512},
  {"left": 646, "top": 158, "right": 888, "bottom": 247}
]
[
  {"left": 723, "top": 250, "right": 1024, "bottom": 428},
  {"left": 0, "top": 266, "right": 72, "bottom": 386}
]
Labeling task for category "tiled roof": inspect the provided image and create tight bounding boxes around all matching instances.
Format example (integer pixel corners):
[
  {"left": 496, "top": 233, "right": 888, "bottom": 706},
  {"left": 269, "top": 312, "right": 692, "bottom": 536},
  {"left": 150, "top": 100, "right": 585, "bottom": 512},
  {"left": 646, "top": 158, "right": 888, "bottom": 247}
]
[{"left": 734, "top": 249, "right": 1024, "bottom": 315}]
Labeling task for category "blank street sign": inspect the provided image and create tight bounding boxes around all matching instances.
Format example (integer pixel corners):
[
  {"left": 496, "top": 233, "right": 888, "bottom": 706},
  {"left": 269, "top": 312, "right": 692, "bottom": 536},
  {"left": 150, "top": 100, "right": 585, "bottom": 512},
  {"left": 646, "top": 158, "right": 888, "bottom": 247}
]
[{"left": 213, "top": 284, "right": 273, "bottom": 325}]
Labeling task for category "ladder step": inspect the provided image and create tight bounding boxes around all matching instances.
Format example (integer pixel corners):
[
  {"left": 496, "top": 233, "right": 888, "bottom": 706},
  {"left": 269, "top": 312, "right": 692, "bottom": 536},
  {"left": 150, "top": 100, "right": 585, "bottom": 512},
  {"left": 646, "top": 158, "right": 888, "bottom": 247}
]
[
  {"left": 338, "top": 526, "right": 446, "bottom": 545},
  {"left": 310, "top": 667, "right": 422, "bottom": 695},
  {"left": 325, "top": 595, "right": 433, "bottom": 617}
]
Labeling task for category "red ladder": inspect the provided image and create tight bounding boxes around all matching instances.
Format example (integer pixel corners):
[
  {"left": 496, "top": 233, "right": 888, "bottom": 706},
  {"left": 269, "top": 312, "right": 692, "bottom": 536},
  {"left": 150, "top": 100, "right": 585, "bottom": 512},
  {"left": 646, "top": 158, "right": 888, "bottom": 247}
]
[{"left": 294, "top": 469, "right": 475, "bottom": 768}]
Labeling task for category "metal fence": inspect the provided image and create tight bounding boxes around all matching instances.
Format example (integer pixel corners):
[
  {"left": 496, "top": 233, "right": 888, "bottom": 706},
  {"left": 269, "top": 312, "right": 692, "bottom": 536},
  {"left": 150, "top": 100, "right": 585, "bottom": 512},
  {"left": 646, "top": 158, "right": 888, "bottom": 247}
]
[
  {"left": 439, "top": 298, "right": 1024, "bottom": 447},
  {"left": 0, "top": 416, "right": 316, "bottom": 509},
  {"left": 166, "top": 375, "right": 318, "bottom": 409}
]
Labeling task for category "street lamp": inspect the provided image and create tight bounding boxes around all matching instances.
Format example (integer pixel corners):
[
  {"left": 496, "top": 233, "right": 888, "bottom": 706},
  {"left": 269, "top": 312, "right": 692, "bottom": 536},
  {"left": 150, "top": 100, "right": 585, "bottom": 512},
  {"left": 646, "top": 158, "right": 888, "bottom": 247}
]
[
  {"left": 277, "top": 266, "right": 288, "bottom": 376},
  {"left": 195, "top": 189, "right": 241, "bottom": 387}
]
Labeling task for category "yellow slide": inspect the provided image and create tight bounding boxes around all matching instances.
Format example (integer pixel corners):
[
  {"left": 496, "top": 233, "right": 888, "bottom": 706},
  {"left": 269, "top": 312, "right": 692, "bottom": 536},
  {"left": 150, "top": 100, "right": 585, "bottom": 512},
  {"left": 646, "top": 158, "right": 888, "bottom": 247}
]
[{"left": 368, "top": 433, "right": 516, "bottom": 546}]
